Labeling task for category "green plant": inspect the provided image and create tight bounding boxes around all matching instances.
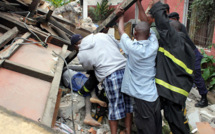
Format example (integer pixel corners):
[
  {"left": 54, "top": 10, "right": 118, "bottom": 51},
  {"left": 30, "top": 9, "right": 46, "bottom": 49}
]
[
  {"left": 45, "top": 0, "right": 72, "bottom": 8},
  {"left": 208, "top": 43, "right": 215, "bottom": 49},
  {"left": 88, "top": 0, "right": 114, "bottom": 23},
  {"left": 200, "top": 49, "right": 215, "bottom": 90},
  {"left": 190, "top": 0, "right": 215, "bottom": 23}
]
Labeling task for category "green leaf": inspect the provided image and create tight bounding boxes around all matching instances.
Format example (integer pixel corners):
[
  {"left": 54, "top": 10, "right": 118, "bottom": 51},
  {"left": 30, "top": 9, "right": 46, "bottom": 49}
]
[
  {"left": 211, "top": 72, "right": 215, "bottom": 78},
  {"left": 201, "top": 58, "right": 208, "bottom": 64},
  {"left": 202, "top": 68, "right": 210, "bottom": 81},
  {"left": 210, "top": 78, "right": 215, "bottom": 86}
]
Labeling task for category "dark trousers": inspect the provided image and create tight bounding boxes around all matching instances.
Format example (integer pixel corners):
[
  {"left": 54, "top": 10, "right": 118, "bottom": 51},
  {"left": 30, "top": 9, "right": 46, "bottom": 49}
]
[
  {"left": 194, "top": 48, "right": 208, "bottom": 95},
  {"left": 134, "top": 97, "right": 162, "bottom": 134},
  {"left": 161, "top": 97, "right": 190, "bottom": 134}
]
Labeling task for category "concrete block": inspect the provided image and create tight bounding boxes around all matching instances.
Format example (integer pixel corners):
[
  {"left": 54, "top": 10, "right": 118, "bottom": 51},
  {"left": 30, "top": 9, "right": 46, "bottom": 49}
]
[
  {"left": 188, "top": 87, "right": 201, "bottom": 101},
  {"left": 199, "top": 110, "right": 215, "bottom": 126},
  {"left": 188, "top": 109, "right": 200, "bottom": 129},
  {"left": 208, "top": 104, "right": 215, "bottom": 113}
]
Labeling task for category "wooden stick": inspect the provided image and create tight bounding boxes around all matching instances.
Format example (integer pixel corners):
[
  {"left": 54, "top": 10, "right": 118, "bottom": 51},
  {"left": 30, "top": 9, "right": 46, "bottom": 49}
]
[
  {"left": 3, "top": 60, "right": 54, "bottom": 82},
  {"left": 41, "top": 45, "right": 68, "bottom": 127},
  {"left": 0, "top": 32, "right": 31, "bottom": 59},
  {"left": 51, "top": 88, "right": 62, "bottom": 128},
  {"left": 0, "top": 27, "right": 19, "bottom": 50}
]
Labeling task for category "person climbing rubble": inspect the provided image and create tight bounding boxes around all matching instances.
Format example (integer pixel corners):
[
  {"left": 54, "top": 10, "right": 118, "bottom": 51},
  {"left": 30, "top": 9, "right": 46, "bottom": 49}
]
[
  {"left": 150, "top": 0, "right": 195, "bottom": 133},
  {"left": 168, "top": 12, "right": 209, "bottom": 108},
  {"left": 70, "top": 31, "right": 133, "bottom": 134}
]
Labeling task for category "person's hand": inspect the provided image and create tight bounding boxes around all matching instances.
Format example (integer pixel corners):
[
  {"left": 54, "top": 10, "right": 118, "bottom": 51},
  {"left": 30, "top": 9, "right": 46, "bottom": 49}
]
[
  {"left": 148, "top": 1, "right": 154, "bottom": 8},
  {"left": 115, "top": 6, "right": 124, "bottom": 17}
]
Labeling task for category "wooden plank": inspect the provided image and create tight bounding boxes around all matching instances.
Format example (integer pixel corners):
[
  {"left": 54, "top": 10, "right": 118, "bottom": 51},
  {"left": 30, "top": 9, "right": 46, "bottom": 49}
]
[
  {"left": 38, "top": 9, "right": 91, "bottom": 37},
  {"left": 51, "top": 88, "right": 62, "bottom": 128},
  {"left": 41, "top": 45, "right": 68, "bottom": 127},
  {"left": 29, "top": 0, "right": 41, "bottom": 17},
  {"left": 0, "top": 32, "right": 31, "bottom": 59},
  {"left": 2, "top": 60, "right": 54, "bottom": 82},
  {"left": 49, "top": 17, "right": 75, "bottom": 36},
  {"left": 0, "top": 13, "right": 71, "bottom": 47},
  {"left": 0, "top": 24, "right": 10, "bottom": 33},
  {"left": 93, "top": 0, "right": 137, "bottom": 33},
  {"left": 0, "top": 27, "right": 19, "bottom": 49},
  {"left": 37, "top": 9, "right": 76, "bottom": 30}
]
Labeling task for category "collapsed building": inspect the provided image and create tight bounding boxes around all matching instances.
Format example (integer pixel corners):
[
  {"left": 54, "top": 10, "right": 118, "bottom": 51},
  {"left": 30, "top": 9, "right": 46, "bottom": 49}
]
[{"left": 0, "top": 0, "right": 215, "bottom": 134}]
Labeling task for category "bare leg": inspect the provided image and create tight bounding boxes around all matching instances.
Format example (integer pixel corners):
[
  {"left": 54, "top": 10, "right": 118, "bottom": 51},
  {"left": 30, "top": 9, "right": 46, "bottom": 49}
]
[
  {"left": 83, "top": 96, "right": 101, "bottom": 126},
  {"left": 124, "top": 113, "right": 133, "bottom": 134},
  {"left": 119, "top": 113, "right": 133, "bottom": 134},
  {"left": 109, "top": 120, "right": 118, "bottom": 134},
  {"left": 90, "top": 90, "right": 107, "bottom": 107}
]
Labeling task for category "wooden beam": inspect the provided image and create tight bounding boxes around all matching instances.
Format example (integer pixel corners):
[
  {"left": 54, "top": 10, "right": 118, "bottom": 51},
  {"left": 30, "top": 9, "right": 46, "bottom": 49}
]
[
  {"left": 3, "top": 60, "right": 54, "bottom": 82},
  {"left": 41, "top": 45, "right": 68, "bottom": 127},
  {"left": 0, "top": 24, "right": 10, "bottom": 33},
  {"left": 49, "top": 17, "right": 75, "bottom": 36},
  {"left": 37, "top": 9, "right": 91, "bottom": 37},
  {"left": 51, "top": 88, "right": 62, "bottom": 128},
  {"left": 93, "top": 0, "right": 137, "bottom": 33},
  {"left": 0, "top": 32, "right": 31, "bottom": 59},
  {"left": 37, "top": 9, "right": 76, "bottom": 30},
  {"left": 29, "top": 0, "right": 41, "bottom": 17},
  {"left": 0, "top": 12, "right": 71, "bottom": 47},
  {"left": 0, "top": 27, "right": 19, "bottom": 50}
]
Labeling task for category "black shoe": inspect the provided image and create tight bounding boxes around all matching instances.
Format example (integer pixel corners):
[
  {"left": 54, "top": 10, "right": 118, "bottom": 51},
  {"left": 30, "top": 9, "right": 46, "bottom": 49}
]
[{"left": 195, "top": 94, "right": 208, "bottom": 108}]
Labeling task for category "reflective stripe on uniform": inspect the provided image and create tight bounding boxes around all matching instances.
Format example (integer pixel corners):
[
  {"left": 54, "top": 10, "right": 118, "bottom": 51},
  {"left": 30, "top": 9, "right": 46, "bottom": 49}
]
[
  {"left": 83, "top": 86, "right": 90, "bottom": 93},
  {"left": 155, "top": 78, "right": 189, "bottom": 97},
  {"left": 158, "top": 47, "right": 193, "bottom": 75}
]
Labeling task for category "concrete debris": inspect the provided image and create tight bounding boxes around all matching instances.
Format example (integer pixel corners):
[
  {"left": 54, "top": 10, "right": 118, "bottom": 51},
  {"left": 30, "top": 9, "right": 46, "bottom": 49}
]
[
  {"left": 80, "top": 17, "right": 97, "bottom": 32},
  {"left": 58, "top": 93, "right": 85, "bottom": 120},
  {"left": 54, "top": 1, "right": 82, "bottom": 26},
  {"left": 54, "top": 1, "right": 82, "bottom": 15},
  {"left": 186, "top": 88, "right": 215, "bottom": 131}
]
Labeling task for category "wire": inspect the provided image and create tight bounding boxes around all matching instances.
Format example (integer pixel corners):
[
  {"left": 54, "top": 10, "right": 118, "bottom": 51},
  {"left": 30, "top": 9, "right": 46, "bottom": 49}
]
[
  {"left": 52, "top": 50, "right": 76, "bottom": 134},
  {"left": 8, "top": 11, "right": 48, "bottom": 48},
  {"left": 24, "top": 11, "right": 48, "bottom": 48},
  {"left": 0, "top": 37, "right": 44, "bottom": 59}
]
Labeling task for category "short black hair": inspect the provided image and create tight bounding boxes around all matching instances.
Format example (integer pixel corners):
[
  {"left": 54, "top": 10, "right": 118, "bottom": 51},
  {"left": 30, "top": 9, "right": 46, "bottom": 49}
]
[{"left": 169, "top": 12, "right": 180, "bottom": 21}]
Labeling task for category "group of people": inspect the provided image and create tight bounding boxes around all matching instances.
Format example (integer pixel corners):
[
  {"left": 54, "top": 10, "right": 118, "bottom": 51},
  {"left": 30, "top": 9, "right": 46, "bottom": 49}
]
[{"left": 63, "top": 0, "right": 208, "bottom": 134}]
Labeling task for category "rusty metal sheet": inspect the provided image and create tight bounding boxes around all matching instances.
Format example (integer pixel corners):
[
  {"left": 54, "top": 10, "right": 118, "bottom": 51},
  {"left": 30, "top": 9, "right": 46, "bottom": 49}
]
[
  {"left": 9, "top": 38, "right": 62, "bottom": 73},
  {"left": 0, "top": 68, "right": 51, "bottom": 121}
]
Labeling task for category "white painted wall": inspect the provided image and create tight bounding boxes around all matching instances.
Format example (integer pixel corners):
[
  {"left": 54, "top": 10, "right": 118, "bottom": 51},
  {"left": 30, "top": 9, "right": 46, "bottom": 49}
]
[{"left": 87, "top": 0, "right": 123, "bottom": 6}]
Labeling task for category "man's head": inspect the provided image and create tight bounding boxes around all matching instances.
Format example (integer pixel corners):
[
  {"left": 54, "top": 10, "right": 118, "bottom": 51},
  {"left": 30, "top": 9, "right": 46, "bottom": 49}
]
[
  {"left": 70, "top": 34, "right": 83, "bottom": 51},
  {"left": 134, "top": 21, "right": 150, "bottom": 40},
  {"left": 170, "top": 20, "right": 182, "bottom": 32},
  {"left": 169, "top": 12, "right": 180, "bottom": 21},
  {"left": 163, "top": 4, "right": 170, "bottom": 14}
]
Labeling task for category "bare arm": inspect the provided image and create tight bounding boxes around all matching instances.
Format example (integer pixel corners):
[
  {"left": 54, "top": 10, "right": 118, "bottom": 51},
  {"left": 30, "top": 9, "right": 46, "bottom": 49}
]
[
  {"left": 137, "top": 0, "right": 148, "bottom": 22},
  {"left": 115, "top": 6, "right": 125, "bottom": 36},
  {"left": 118, "top": 15, "right": 125, "bottom": 36}
]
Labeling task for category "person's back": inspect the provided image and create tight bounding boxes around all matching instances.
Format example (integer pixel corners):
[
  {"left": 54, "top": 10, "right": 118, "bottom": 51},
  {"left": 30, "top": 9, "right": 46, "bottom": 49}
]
[
  {"left": 150, "top": 2, "right": 195, "bottom": 106},
  {"left": 77, "top": 33, "right": 126, "bottom": 82},
  {"left": 150, "top": 1, "right": 195, "bottom": 134},
  {"left": 120, "top": 29, "right": 158, "bottom": 101}
]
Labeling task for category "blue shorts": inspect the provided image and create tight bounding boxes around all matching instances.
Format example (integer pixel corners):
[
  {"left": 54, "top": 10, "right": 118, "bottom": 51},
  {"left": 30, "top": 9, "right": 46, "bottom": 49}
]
[{"left": 103, "top": 69, "right": 133, "bottom": 120}]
